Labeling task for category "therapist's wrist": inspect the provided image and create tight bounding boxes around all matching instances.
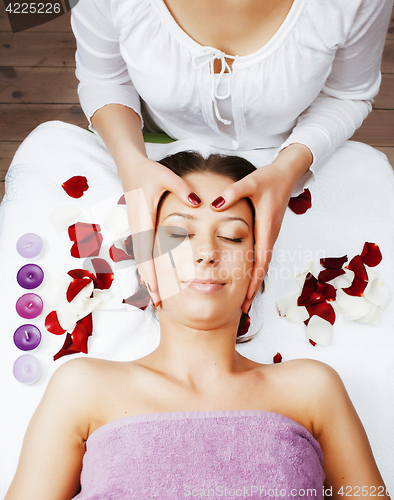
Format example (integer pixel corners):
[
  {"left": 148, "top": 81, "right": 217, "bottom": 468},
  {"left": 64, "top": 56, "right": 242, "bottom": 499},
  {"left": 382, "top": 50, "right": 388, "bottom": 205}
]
[{"left": 273, "top": 143, "right": 313, "bottom": 188}]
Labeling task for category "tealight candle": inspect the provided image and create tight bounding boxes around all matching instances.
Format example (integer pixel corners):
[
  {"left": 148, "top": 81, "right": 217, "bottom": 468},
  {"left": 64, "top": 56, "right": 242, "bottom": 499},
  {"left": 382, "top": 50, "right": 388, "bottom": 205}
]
[
  {"left": 16, "top": 293, "right": 43, "bottom": 319},
  {"left": 16, "top": 233, "right": 44, "bottom": 260},
  {"left": 17, "top": 264, "right": 44, "bottom": 290},
  {"left": 13, "top": 354, "right": 41, "bottom": 384},
  {"left": 14, "top": 325, "right": 42, "bottom": 351}
]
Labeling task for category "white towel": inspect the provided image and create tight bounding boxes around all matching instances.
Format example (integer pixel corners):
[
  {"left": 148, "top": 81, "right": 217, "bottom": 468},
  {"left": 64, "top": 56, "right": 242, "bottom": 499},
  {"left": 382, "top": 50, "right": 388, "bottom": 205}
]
[{"left": 1, "top": 121, "right": 393, "bottom": 496}]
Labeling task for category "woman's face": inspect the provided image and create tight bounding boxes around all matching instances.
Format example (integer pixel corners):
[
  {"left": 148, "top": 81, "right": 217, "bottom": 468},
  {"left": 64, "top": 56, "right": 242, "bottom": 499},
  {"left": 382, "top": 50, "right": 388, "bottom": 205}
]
[{"left": 154, "top": 172, "right": 254, "bottom": 330}]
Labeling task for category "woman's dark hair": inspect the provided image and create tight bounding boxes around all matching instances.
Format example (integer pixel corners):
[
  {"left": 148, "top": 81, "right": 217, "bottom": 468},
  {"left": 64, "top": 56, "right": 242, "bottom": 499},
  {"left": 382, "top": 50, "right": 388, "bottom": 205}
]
[{"left": 153, "top": 151, "right": 264, "bottom": 344}]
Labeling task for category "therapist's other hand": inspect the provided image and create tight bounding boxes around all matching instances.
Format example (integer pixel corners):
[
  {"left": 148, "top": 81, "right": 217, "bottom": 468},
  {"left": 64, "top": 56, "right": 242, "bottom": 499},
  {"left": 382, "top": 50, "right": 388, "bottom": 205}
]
[
  {"left": 123, "top": 157, "right": 201, "bottom": 306},
  {"left": 210, "top": 157, "right": 306, "bottom": 314}
]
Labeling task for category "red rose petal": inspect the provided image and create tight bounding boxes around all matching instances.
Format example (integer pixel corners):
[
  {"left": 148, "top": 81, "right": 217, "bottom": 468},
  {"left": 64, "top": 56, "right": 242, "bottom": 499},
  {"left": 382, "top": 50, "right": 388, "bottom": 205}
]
[
  {"left": 68, "top": 222, "right": 101, "bottom": 242},
  {"left": 309, "top": 339, "right": 316, "bottom": 347},
  {"left": 273, "top": 352, "right": 282, "bottom": 363},
  {"left": 62, "top": 176, "right": 89, "bottom": 199},
  {"left": 305, "top": 302, "right": 336, "bottom": 326},
  {"left": 318, "top": 268, "right": 345, "bottom": 283},
  {"left": 66, "top": 277, "right": 92, "bottom": 303},
  {"left": 343, "top": 278, "right": 368, "bottom": 297},
  {"left": 288, "top": 188, "right": 312, "bottom": 215},
  {"left": 123, "top": 286, "right": 151, "bottom": 310},
  {"left": 117, "top": 194, "right": 126, "bottom": 205},
  {"left": 320, "top": 255, "right": 348, "bottom": 269},
  {"left": 70, "top": 319, "right": 90, "bottom": 353},
  {"left": 317, "top": 282, "right": 336, "bottom": 302},
  {"left": 124, "top": 235, "right": 135, "bottom": 259},
  {"left": 91, "top": 258, "right": 114, "bottom": 290},
  {"left": 360, "top": 242, "right": 382, "bottom": 267},
  {"left": 71, "top": 232, "right": 103, "bottom": 258},
  {"left": 53, "top": 333, "right": 81, "bottom": 361},
  {"left": 81, "top": 313, "right": 93, "bottom": 336},
  {"left": 297, "top": 273, "right": 326, "bottom": 306},
  {"left": 109, "top": 244, "right": 133, "bottom": 263},
  {"left": 68, "top": 268, "right": 97, "bottom": 283},
  {"left": 45, "top": 310, "right": 66, "bottom": 335},
  {"left": 346, "top": 255, "right": 368, "bottom": 282},
  {"left": 237, "top": 315, "right": 251, "bottom": 337}
]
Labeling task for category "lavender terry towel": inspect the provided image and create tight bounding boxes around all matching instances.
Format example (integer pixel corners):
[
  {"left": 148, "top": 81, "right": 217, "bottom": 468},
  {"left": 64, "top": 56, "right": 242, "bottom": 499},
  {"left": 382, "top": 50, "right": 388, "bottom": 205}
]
[{"left": 72, "top": 410, "right": 325, "bottom": 500}]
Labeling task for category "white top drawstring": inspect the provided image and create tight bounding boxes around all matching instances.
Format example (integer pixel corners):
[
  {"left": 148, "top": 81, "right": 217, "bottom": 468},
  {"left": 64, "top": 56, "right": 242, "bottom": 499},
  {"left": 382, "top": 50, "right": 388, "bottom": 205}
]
[{"left": 192, "top": 48, "right": 237, "bottom": 125}]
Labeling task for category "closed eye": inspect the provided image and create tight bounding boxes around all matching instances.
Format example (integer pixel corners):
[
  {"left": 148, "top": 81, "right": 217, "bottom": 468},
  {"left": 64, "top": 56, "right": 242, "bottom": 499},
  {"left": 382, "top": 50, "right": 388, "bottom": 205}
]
[{"left": 169, "top": 234, "right": 243, "bottom": 243}]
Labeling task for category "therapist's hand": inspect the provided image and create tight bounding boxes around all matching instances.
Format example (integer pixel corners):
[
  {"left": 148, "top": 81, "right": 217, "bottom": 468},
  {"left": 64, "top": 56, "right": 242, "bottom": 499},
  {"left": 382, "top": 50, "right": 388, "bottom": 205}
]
[
  {"left": 210, "top": 144, "right": 313, "bottom": 314},
  {"left": 122, "top": 157, "right": 201, "bottom": 306}
]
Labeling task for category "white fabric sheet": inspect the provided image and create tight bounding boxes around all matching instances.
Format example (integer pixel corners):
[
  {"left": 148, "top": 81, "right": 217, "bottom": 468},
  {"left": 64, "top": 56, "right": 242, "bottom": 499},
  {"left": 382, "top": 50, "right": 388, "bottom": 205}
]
[{"left": 0, "top": 121, "right": 394, "bottom": 496}]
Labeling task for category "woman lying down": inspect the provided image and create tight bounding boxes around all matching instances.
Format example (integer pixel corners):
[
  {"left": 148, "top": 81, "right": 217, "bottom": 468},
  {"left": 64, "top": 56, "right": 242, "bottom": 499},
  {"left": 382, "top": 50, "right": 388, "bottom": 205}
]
[{"left": 5, "top": 152, "right": 389, "bottom": 500}]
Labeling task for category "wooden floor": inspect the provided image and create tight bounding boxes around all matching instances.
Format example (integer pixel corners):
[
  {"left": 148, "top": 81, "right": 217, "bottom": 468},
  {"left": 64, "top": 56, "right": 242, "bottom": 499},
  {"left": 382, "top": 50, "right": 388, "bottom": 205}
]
[{"left": 1, "top": 4, "right": 394, "bottom": 203}]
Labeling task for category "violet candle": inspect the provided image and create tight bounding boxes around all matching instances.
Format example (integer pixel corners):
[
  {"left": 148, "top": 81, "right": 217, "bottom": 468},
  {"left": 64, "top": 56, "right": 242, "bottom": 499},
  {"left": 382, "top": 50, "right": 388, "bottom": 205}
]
[
  {"left": 14, "top": 325, "right": 42, "bottom": 351},
  {"left": 17, "top": 264, "right": 44, "bottom": 290},
  {"left": 13, "top": 354, "right": 41, "bottom": 384},
  {"left": 16, "top": 293, "right": 43, "bottom": 319},
  {"left": 16, "top": 233, "right": 44, "bottom": 260}
]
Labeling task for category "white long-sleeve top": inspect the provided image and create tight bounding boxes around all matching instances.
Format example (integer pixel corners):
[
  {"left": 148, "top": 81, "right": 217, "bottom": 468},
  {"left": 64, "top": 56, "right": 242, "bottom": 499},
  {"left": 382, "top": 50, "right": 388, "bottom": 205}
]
[{"left": 70, "top": 0, "right": 393, "bottom": 172}]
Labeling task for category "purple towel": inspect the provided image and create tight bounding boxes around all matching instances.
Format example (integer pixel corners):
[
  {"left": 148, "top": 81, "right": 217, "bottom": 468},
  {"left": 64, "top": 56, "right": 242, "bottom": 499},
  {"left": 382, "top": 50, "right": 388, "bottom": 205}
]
[{"left": 73, "top": 410, "right": 325, "bottom": 499}]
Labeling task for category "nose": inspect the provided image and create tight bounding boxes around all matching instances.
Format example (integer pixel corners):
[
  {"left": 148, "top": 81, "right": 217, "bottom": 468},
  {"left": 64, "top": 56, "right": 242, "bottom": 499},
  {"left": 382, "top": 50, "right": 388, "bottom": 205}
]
[{"left": 194, "top": 238, "right": 218, "bottom": 266}]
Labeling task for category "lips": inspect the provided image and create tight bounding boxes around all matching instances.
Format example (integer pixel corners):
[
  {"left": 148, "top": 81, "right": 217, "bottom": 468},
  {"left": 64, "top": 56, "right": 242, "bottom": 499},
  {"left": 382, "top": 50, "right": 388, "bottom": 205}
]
[{"left": 182, "top": 278, "right": 226, "bottom": 294}]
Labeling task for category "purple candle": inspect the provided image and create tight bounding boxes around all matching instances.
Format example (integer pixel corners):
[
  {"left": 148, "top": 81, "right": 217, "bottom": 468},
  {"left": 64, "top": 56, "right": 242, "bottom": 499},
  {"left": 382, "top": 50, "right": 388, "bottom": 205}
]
[
  {"left": 16, "top": 233, "right": 44, "bottom": 260},
  {"left": 13, "top": 354, "right": 41, "bottom": 384},
  {"left": 16, "top": 293, "right": 43, "bottom": 319},
  {"left": 14, "top": 325, "right": 42, "bottom": 351},
  {"left": 17, "top": 264, "right": 44, "bottom": 290}
]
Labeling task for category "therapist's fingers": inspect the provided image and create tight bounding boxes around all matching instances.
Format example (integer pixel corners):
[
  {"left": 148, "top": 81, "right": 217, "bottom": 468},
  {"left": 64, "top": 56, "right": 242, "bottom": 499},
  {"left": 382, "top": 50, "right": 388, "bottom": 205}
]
[{"left": 210, "top": 174, "right": 256, "bottom": 210}]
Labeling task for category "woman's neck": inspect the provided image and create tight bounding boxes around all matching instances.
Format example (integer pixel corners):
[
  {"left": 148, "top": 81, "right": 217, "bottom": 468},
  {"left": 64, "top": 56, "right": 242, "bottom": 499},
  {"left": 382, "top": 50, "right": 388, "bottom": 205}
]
[{"left": 142, "top": 312, "right": 252, "bottom": 392}]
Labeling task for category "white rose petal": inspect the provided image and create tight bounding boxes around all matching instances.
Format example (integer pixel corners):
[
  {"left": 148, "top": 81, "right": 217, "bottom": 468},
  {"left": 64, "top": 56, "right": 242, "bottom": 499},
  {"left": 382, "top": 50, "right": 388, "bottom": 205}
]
[
  {"left": 306, "top": 315, "right": 332, "bottom": 345},
  {"left": 102, "top": 206, "right": 129, "bottom": 236},
  {"left": 335, "top": 289, "right": 371, "bottom": 321},
  {"left": 40, "top": 272, "right": 72, "bottom": 309},
  {"left": 331, "top": 268, "right": 355, "bottom": 290},
  {"left": 363, "top": 277, "right": 390, "bottom": 309},
  {"left": 295, "top": 262, "right": 316, "bottom": 288},
  {"left": 276, "top": 294, "right": 309, "bottom": 323},
  {"left": 50, "top": 205, "right": 81, "bottom": 232},
  {"left": 355, "top": 305, "right": 381, "bottom": 326}
]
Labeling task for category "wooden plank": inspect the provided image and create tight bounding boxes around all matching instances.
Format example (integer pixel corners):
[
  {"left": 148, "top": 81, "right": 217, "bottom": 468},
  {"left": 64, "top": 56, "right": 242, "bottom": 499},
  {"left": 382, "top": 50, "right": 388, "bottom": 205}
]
[
  {"left": 1, "top": 31, "right": 76, "bottom": 67},
  {"left": 382, "top": 39, "right": 394, "bottom": 73},
  {"left": 0, "top": 103, "right": 88, "bottom": 141},
  {"left": 0, "top": 66, "right": 79, "bottom": 104},
  {"left": 0, "top": 2, "right": 72, "bottom": 32},
  {"left": 373, "top": 74, "right": 394, "bottom": 110},
  {"left": 387, "top": 6, "right": 394, "bottom": 39},
  {"left": 0, "top": 141, "right": 20, "bottom": 175},
  {"left": 351, "top": 110, "right": 394, "bottom": 147},
  {"left": 0, "top": 182, "right": 4, "bottom": 203},
  {"left": 375, "top": 147, "right": 394, "bottom": 169}
]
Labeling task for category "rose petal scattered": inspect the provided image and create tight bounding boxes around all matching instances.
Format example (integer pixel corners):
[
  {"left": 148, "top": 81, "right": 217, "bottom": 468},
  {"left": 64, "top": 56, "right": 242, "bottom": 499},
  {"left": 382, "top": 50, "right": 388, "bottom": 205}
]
[
  {"left": 102, "top": 206, "right": 129, "bottom": 236},
  {"left": 109, "top": 244, "right": 133, "bottom": 263},
  {"left": 70, "top": 232, "right": 103, "bottom": 258},
  {"left": 237, "top": 315, "right": 251, "bottom": 337},
  {"left": 320, "top": 255, "right": 348, "bottom": 269},
  {"left": 91, "top": 258, "right": 114, "bottom": 290},
  {"left": 50, "top": 205, "right": 81, "bottom": 232},
  {"left": 288, "top": 188, "right": 312, "bottom": 215},
  {"left": 346, "top": 255, "right": 368, "bottom": 282},
  {"left": 123, "top": 286, "right": 151, "bottom": 310},
  {"left": 276, "top": 294, "right": 309, "bottom": 323},
  {"left": 66, "top": 277, "right": 92, "bottom": 303},
  {"left": 305, "top": 302, "right": 336, "bottom": 326},
  {"left": 45, "top": 310, "right": 66, "bottom": 335},
  {"left": 62, "top": 176, "right": 89, "bottom": 198},
  {"left": 318, "top": 268, "right": 345, "bottom": 283},
  {"left": 117, "top": 194, "right": 126, "bottom": 205},
  {"left": 68, "top": 222, "right": 101, "bottom": 242},
  {"left": 273, "top": 352, "right": 282, "bottom": 363},
  {"left": 360, "top": 242, "right": 382, "bottom": 267},
  {"left": 124, "top": 235, "right": 134, "bottom": 259}
]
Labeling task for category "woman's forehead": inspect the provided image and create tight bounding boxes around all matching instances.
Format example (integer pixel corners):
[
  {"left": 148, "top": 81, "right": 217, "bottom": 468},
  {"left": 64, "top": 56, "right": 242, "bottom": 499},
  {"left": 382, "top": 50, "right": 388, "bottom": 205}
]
[{"left": 158, "top": 172, "right": 253, "bottom": 225}]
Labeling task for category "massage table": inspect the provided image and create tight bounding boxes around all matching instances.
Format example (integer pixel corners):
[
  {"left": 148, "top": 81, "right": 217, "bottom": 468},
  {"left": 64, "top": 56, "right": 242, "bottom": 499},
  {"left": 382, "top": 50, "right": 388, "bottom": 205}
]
[{"left": 0, "top": 121, "right": 393, "bottom": 496}]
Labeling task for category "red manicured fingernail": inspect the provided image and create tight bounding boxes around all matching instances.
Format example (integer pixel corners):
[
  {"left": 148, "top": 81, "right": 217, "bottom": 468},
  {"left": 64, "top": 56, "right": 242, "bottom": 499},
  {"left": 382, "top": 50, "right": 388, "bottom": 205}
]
[
  {"left": 211, "top": 196, "right": 225, "bottom": 208},
  {"left": 188, "top": 192, "right": 201, "bottom": 205}
]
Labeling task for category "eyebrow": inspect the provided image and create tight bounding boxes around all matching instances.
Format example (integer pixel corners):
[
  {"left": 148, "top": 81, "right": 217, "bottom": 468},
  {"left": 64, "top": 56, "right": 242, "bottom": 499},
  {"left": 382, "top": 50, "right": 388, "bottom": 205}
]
[{"left": 162, "top": 212, "right": 250, "bottom": 228}]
